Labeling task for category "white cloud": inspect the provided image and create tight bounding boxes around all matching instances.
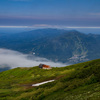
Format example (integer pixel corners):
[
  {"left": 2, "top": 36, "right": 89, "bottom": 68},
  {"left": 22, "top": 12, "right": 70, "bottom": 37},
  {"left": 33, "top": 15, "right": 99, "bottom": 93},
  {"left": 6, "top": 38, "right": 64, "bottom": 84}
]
[
  {"left": 0, "top": 25, "right": 100, "bottom": 29},
  {"left": 0, "top": 26, "right": 28, "bottom": 28},
  {"left": 0, "top": 48, "right": 67, "bottom": 69},
  {"left": 64, "top": 26, "right": 100, "bottom": 29}
]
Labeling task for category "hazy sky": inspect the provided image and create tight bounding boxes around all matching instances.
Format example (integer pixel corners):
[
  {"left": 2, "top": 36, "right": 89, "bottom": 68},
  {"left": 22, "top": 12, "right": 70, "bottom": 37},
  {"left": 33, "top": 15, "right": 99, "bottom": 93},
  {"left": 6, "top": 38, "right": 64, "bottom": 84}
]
[{"left": 0, "top": 0, "right": 100, "bottom": 27}]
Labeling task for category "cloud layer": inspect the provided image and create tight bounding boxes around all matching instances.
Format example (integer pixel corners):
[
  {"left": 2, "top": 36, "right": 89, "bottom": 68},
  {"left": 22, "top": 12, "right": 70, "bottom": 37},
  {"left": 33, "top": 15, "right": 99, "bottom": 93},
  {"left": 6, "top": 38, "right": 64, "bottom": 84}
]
[
  {"left": 0, "top": 48, "right": 67, "bottom": 69},
  {"left": 1, "top": 25, "right": 100, "bottom": 29}
]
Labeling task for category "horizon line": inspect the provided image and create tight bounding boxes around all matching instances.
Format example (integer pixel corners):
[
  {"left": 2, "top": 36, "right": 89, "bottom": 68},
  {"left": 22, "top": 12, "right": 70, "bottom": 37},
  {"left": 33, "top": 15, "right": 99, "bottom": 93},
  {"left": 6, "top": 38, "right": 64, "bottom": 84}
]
[{"left": 0, "top": 25, "right": 100, "bottom": 29}]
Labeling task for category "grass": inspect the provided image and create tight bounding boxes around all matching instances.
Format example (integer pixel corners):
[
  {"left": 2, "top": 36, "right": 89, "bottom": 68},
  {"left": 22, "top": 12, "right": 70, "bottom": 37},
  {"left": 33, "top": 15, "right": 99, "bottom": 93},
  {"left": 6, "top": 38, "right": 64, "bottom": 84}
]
[{"left": 0, "top": 59, "right": 100, "bottom": 100}]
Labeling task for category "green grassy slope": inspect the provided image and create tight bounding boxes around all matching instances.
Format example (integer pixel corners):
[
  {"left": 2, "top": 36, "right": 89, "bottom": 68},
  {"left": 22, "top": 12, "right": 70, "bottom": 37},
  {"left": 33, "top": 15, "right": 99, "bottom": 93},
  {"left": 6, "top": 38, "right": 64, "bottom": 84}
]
[{"left": 0, "top": 59, "right": 100, "bottom": 100}]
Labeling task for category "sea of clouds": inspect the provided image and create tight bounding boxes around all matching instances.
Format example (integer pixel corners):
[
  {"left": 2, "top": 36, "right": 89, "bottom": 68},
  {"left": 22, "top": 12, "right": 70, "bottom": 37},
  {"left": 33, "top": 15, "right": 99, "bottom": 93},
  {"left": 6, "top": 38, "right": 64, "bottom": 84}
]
[{"left": 0, "top": 48, "right": 68, "bottom": 69}]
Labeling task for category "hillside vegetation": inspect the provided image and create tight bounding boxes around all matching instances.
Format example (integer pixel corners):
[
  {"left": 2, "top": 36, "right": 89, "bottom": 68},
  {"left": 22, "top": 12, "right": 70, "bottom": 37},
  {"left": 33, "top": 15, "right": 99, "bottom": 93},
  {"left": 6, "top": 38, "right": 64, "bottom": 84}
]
[{"left": 0, "top": 59, "right": 100, "bottom": 100}]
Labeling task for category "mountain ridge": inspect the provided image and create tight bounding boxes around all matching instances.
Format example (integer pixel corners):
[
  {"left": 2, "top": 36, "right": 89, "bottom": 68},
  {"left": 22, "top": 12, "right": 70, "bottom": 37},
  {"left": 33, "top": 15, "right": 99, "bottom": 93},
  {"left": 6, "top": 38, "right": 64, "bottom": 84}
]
[{"left": 0, "top": 28, "right": 100, "bottom": 63}]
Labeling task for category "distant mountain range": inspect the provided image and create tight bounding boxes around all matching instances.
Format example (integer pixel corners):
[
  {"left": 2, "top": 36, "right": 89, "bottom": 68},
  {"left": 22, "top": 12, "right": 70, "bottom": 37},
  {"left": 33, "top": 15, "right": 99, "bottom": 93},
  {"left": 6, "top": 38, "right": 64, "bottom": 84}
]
[{"left": 0, "top": 28, "right": 100, "bottom": 63}]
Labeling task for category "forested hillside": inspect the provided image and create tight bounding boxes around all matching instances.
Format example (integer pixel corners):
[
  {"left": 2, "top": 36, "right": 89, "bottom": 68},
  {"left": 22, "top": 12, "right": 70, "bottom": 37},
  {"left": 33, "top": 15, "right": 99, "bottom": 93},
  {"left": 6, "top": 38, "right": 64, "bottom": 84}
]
[{"left": 0, "top": 29, "right": 100, "bottom": 63}]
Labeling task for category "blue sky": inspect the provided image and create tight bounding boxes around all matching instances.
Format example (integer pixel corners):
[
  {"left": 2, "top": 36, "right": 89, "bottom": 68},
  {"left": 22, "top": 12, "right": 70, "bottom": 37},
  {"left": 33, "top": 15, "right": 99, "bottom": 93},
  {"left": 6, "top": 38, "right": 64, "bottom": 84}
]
[{"left": 0, "top": 0, "right": 100, "bottom": 27}]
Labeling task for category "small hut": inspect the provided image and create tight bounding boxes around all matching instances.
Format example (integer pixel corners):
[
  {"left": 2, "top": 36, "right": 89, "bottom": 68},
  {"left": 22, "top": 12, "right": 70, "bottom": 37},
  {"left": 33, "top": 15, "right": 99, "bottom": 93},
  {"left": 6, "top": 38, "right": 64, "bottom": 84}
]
[{"left": 39, "top": 64, "right": 51, "bottom": 69}]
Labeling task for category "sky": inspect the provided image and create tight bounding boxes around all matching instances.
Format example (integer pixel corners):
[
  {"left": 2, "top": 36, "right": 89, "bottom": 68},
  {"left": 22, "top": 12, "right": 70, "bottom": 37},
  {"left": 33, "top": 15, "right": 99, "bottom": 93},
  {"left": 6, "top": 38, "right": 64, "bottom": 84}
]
[{"left": 0, "top": 0, "right": 100, "bottom": 28}]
